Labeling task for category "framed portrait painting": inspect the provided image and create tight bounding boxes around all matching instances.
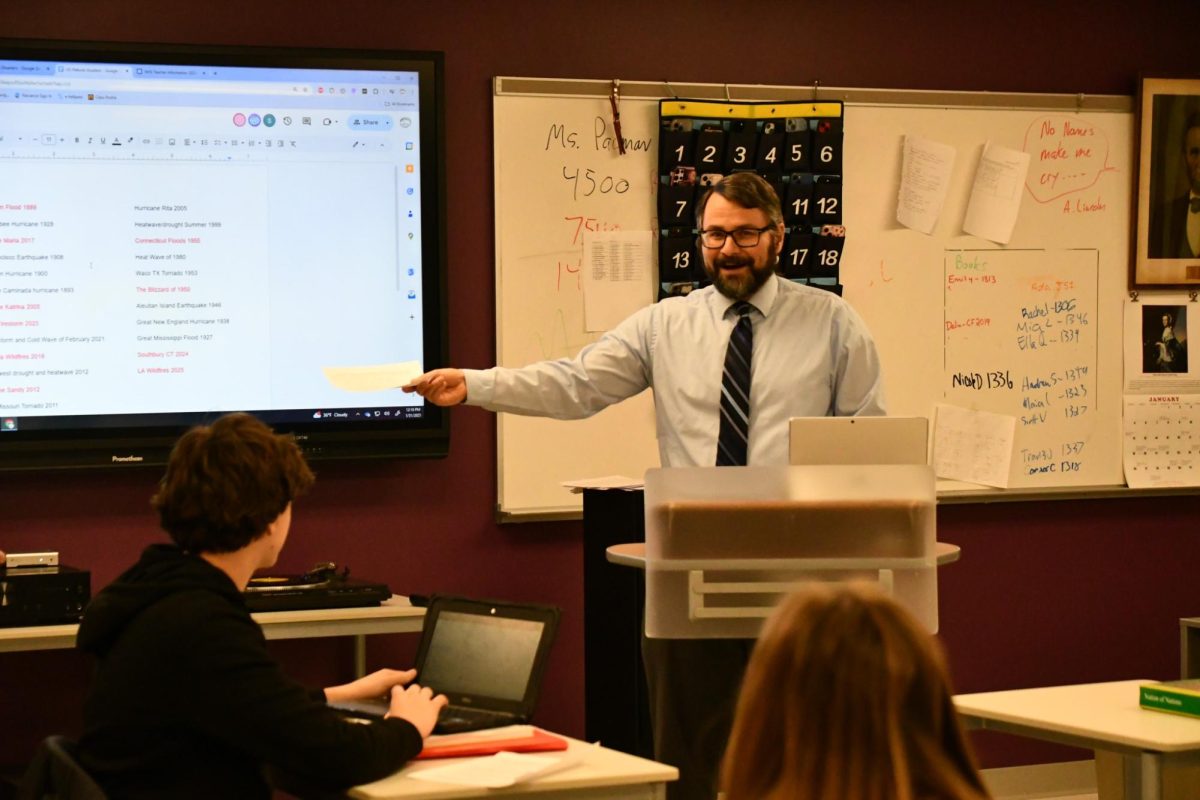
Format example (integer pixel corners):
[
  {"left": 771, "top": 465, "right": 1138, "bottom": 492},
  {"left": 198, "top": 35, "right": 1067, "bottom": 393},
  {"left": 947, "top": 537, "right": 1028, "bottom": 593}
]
[{"left": 1132, "top": 76, "right": 1200, "bottom": 289}]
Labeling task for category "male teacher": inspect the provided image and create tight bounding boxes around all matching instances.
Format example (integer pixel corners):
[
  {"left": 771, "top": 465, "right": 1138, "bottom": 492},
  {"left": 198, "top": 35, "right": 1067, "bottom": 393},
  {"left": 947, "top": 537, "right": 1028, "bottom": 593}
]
[
  {"left": 1150, "top": 111, "right": 1200, "bottom": 259},
  {"left": 406, "top": 172, "right": 885, "bottom": 800}
]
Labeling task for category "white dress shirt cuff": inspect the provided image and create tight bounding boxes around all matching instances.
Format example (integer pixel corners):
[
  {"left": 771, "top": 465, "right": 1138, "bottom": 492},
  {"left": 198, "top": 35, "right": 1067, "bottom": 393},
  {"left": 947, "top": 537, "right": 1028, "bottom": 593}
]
[{"left": 462, "top": 368, "right": 494, "bottom": 407}]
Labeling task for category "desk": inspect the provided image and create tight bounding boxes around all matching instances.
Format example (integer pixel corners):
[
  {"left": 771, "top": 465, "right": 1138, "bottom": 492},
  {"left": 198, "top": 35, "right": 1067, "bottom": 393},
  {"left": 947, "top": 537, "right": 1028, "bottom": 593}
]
[
  {"left": 955, "top": 680, "right": 1200, "bottom": 800},
  {"left": 0, "top": 596, "right": 425, "bottom": 676},
  {"left": 604, "top": 541, "right": 962, "bottom": 568},
  {"left": 349, "top": 736, "right": 677, "bottom": 799}
]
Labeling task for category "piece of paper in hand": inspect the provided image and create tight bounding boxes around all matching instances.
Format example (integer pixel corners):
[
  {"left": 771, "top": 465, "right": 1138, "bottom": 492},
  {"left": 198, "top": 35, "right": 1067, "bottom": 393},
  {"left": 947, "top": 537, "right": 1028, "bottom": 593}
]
[{"left": 322, "top": 361, "right": 423, "bottom": 392}]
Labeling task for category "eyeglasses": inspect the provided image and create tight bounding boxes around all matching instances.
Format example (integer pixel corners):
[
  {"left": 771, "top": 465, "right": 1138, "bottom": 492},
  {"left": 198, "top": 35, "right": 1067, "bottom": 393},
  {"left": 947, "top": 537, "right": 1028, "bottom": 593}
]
[{"left": 697, "top": 225, "right": 773, "bottom": 249}]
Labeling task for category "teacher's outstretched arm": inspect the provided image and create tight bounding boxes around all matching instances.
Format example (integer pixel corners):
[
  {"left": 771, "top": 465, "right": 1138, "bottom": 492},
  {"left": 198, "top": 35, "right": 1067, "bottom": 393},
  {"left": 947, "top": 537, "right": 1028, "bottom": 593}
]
[{"left": 403, "top": 368, "right": 467, "bottom": 406}]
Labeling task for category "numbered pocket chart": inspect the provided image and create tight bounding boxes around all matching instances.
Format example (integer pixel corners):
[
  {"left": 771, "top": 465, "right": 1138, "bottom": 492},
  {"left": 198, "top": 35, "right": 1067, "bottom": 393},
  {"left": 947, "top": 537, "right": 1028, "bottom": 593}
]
[{"left": 657, "top": 99, "right": 845, "bottom": 301}]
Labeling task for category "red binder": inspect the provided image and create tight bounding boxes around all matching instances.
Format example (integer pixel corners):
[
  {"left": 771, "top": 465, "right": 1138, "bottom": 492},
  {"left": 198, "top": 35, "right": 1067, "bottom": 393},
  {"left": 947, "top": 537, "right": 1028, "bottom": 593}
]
[{"left": 416, "top": 727, "right": 569, "bottom": 760}]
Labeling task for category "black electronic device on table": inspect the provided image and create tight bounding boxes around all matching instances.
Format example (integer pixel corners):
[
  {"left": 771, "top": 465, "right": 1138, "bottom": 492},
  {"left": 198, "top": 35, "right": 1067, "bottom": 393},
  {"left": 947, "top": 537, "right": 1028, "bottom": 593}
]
[
  {"left": 0, "top": 564, "right": 91, "bottom": 627},
  {"left": 243, "top": 562, "right": 390, "bottom": 613},
  {"left": 0, "top": 38, "right": 449, "bottom": 471},
  {"left": 330, "top": 595, "right": 561, "bottom": 733}
]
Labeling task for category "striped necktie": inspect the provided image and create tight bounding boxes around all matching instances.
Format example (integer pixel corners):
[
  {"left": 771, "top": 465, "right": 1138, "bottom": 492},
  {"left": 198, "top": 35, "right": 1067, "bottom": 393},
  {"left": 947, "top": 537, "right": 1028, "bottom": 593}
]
[{"left": 716, "top": 301, "right": 753, "bottom": 466}]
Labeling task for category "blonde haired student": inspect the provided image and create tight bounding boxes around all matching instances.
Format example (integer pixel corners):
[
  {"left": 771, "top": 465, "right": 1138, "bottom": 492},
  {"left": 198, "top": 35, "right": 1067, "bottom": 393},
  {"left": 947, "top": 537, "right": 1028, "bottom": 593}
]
[{"left": 721, "top": 583, "right": 990, "bottom": 800}]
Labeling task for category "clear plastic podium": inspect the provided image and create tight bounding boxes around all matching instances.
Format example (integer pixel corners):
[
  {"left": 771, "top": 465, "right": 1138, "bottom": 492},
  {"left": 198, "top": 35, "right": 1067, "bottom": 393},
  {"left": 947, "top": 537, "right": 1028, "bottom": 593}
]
[{"left": 643, "top": 464, "right": 938, "bottom": 638}]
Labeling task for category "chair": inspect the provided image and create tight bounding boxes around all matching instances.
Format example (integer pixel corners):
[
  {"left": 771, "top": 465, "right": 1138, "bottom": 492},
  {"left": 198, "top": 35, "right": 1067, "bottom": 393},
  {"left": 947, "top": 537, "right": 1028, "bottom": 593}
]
[{"left": 16, "top": 736, "right": 107, "bottom": 800}]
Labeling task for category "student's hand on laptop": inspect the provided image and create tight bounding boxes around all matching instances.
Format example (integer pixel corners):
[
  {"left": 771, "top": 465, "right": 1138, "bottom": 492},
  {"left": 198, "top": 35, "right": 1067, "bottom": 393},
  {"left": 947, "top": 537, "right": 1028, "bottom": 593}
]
[
  {"left": 386, "top": 683, "right": 448, "bottom": 738},
  {"left": 402, "top": 369, "right": 467, "bottom": 406},
  {"left": 325, "top": 668, "right": 417, "bottom": 703}
]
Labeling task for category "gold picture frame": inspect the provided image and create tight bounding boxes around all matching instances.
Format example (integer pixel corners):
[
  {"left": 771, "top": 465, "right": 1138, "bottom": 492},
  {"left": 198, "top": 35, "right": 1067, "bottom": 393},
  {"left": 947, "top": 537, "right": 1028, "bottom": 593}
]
[{"left": 1132, "top": 76, "right": 1200, "bottom": 288}]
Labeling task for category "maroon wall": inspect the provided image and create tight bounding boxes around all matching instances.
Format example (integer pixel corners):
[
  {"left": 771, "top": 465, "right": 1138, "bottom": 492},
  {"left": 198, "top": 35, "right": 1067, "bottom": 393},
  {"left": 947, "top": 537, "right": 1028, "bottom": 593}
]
[{"left": 2, "top": 0, "right": 1200, "bottom": 772}]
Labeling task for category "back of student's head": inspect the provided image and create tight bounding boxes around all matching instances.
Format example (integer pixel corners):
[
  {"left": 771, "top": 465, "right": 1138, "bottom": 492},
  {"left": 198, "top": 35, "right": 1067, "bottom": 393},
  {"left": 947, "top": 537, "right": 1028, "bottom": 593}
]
[
  {"left": 721, "top": 583, "right": 989, "bottom": 800},
  {"left": 152, "top": 412, "right": 314, "bottom": 554}
]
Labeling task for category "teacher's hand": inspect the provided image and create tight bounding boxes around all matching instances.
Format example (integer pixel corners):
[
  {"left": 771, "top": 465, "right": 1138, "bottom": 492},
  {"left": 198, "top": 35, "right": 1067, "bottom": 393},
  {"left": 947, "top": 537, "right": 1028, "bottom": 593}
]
[{"left": 403, "top": 368, "right": 467, "bottom": 406}]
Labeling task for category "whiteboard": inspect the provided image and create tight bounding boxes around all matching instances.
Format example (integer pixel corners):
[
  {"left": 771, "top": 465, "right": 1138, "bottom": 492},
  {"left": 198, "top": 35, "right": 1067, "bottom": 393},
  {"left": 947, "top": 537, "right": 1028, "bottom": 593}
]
[
  {"left": 493, "top": 92, "right": 662, "bottom": 519},
  {"left": 493, "top": 79, "right": 1132, "bottom": 518}
]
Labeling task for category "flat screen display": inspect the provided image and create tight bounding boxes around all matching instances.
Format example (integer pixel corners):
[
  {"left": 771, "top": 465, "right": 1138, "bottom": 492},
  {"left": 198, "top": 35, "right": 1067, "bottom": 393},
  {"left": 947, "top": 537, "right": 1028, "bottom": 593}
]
[{"left": 0, "top": 40, "right": 447, "bottom": 468}]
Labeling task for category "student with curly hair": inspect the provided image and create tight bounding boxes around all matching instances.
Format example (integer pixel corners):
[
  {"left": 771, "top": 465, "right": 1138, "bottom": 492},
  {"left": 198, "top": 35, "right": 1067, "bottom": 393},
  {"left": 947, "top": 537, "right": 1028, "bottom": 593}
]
[{"left": 76, "top": 413, "right": 446, "bottom": 799}]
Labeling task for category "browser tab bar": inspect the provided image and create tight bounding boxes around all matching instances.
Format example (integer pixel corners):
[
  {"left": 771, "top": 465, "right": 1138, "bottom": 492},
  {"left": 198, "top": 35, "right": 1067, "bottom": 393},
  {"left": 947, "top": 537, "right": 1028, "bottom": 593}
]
[
  {"left": 55, "top": 63, "right": 132, "bottom": 78},
  {"left": 133, "top": 65, "right": 206, "bottom": 78},
  {"left": 0, "top": 61, "right": 56, "bottom": 76}
]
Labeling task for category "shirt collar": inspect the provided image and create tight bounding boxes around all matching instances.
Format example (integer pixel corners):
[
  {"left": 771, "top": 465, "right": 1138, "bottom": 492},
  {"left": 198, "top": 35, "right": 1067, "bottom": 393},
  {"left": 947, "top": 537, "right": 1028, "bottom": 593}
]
[{"left": 717, "top": 273, "right": 779, "bottom": 319}]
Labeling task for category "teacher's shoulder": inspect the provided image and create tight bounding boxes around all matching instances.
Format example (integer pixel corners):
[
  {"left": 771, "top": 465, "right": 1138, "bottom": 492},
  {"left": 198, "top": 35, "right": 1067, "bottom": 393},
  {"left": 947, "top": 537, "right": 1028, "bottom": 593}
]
[{"left": 780, "top": 278, "right": 848, "bottom": 308}]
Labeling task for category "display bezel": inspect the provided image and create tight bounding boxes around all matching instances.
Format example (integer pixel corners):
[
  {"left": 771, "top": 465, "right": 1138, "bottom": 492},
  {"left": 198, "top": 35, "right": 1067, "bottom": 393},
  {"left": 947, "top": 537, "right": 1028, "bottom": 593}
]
[{"left": 0, "top": 38, "right": 449, "bottom": 469}]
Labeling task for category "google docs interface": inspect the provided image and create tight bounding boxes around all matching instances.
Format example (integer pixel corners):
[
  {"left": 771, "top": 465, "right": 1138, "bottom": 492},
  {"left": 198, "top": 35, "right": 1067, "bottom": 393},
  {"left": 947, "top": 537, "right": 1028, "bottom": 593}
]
[{"left": 0, "top": 58, "right": 429, "bottom": 424}]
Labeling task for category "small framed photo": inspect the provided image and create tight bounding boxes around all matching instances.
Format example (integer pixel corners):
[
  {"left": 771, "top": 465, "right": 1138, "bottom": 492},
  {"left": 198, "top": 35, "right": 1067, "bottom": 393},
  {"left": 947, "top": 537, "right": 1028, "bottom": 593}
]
[{"left": 1132, "top": 77, "right": 1200, "bottom": 289}]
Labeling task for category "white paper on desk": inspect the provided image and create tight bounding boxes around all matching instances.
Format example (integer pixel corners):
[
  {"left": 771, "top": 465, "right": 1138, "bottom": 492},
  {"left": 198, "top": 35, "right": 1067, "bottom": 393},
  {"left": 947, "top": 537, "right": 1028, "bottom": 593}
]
[
  {"left": 1122, "top": 395, "right": 1200, "bottom": 488},
  {"left": 583, "top": 231, "right": 653, "bottom": 332},
  {"left": 962, "top": 142, "right": 1030, "bottom": 244},
  {"left": 322, "top": 361, "right": 422, "bottom": 393},
  {"left": 409, "top": 749, "right": 586, "bottom": 789},
  {"left": 560, "top": 474, "right": 644, "bottom": 493},
  {"left": 897, "top": 135, "right": 956, "bottom": 234},
  {"left": 932, "top": 403, "right": 1016, "bottom": 488}
]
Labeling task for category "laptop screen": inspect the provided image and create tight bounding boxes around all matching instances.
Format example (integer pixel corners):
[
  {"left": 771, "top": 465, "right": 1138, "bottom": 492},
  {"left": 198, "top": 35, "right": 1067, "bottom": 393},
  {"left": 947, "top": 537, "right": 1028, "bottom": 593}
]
[
  {"left": 789, "top": 416, "right": 929, "bottom": 466},
  {"left": 418, "top": 611, "right": 546, "bottom": 701}
]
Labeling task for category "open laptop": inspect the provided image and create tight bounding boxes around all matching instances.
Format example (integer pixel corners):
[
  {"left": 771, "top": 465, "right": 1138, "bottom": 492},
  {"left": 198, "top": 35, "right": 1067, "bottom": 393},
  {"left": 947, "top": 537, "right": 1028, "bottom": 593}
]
[
  {"left": 789, "top": 416, "right": 929, "bottom": 466},
  {"left": 331, "top": 595, "right": 560, "bottom": 734}
]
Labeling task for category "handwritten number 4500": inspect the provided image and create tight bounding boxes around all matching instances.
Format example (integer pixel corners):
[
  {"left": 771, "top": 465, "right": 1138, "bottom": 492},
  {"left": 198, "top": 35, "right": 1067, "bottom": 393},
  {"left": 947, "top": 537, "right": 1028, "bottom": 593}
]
[{"left": 562, "top": 167, "right": 630, "bottom": 201}]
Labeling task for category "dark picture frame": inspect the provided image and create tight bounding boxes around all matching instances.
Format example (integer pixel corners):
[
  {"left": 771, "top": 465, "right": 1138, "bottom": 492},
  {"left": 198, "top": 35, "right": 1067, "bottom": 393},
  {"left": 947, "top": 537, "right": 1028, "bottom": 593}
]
[{"left": 1132, "top": 76, "right": 1200, "bottom": 289}]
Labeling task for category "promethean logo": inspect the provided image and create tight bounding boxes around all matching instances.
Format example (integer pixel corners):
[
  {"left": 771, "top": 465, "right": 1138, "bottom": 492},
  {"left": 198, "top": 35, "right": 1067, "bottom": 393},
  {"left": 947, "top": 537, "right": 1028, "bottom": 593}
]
[{"left": 112, "top": 454, "right": 144, "bottom": 463}]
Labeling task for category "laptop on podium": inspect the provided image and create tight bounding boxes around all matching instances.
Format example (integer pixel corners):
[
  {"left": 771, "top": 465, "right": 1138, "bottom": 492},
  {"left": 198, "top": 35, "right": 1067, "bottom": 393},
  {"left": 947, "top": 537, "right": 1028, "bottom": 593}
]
[
  {"left": 331, "top": 595, "right": 560, "bottom": 734},
  {"left": 788, "top": 416, "right": 929, "bottom": 466}
]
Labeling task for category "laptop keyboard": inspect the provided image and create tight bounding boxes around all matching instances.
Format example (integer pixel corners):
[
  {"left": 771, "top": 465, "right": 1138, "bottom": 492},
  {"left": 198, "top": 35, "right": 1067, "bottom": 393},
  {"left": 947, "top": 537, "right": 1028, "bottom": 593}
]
[{"left": 435, "top": 706, "right": 516, "bottom": 734}]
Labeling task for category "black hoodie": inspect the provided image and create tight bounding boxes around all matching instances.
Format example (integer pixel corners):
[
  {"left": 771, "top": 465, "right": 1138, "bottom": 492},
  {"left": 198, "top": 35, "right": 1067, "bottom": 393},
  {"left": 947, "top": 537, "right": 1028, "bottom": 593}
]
[{"left": 76, "top": 544, "right": 422, "bottom": 799}]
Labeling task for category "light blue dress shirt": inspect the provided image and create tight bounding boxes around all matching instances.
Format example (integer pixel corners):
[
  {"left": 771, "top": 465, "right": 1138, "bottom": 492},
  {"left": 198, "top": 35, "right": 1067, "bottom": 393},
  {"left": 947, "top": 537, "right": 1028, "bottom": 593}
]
[{"left": 464, "top": 274, "right": 886, "bottom": 467}]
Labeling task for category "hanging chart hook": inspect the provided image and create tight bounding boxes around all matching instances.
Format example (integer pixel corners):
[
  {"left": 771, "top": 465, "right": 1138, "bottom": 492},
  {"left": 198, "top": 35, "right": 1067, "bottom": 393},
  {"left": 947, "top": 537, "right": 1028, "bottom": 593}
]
[{"left": 609, "top": 79, "right": 626, "bottom": 155}]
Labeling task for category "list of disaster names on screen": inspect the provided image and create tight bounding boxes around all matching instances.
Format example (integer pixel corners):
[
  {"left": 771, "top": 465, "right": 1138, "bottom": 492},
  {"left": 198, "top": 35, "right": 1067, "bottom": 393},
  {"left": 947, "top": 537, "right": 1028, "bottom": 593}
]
[{"left": 0, "top": 162, "right": 271, "bottom": 415}]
